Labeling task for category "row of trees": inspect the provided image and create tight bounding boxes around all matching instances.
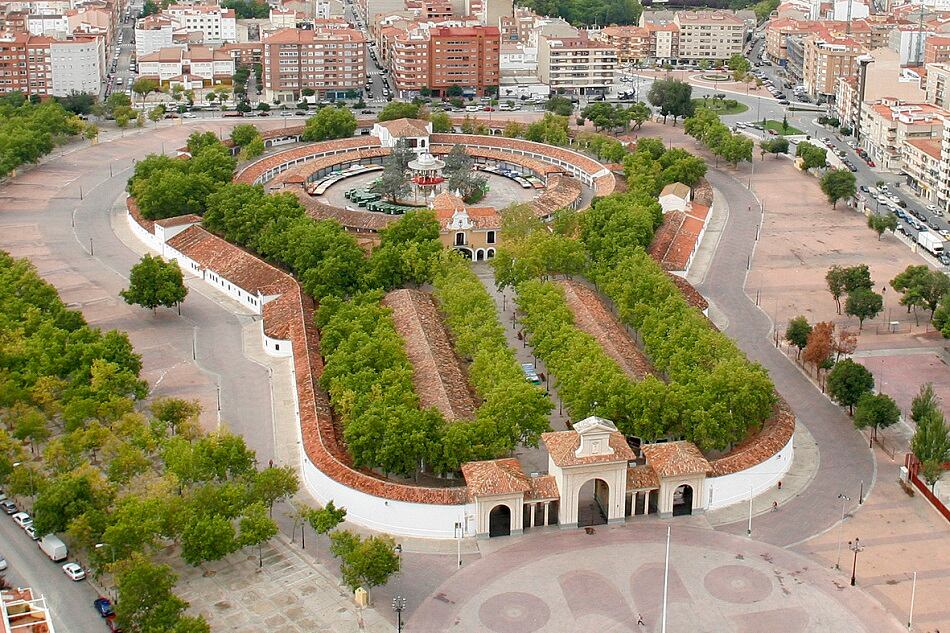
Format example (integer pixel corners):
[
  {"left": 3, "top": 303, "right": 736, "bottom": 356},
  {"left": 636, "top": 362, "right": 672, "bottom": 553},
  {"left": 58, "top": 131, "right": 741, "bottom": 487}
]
[
  {"left": 622, "top": 137, "right": 708, "bottom": 198},
  {"left": 128, "top": 132, "right": 236, "bottom": 219},
  {"left": 518, "top": 0, "right": 642, "bottom": 27},
  {"left": 909, "top": 384, "right": 950, "bottom": 490},
  {"left": 0, "top": 92, "right": 84, "bottom": 178},
  {"left": 0, "top": 252, "right": 403, "bottom": 626},
  {"left": 683, "top": 108, "right": 754, "bottom": 167}
]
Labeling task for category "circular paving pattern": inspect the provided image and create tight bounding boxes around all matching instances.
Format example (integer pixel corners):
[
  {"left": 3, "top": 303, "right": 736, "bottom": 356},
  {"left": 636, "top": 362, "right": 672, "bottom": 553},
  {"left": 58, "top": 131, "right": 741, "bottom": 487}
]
[
  {"left": 479, "top": 592, "right": 551, "bottom": 633},
  {"left": 408, "top": 523, "right": 905, "bottom": 633},
  {"left": 703, "top": 564, "right": 773, "bottom": 604}
]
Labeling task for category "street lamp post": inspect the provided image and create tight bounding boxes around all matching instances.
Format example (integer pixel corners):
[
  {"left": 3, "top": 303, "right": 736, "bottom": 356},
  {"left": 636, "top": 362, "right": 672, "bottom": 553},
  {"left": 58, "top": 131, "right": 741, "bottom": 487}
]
[
  {"left": 392, "top": 595, "right": 406, "bottom": 633},
  {"left": 848, "top": 538, "right": 864, "bottom": 586},
  {"left": 834, "top": 494, "right": 850, "bottom": 569}
]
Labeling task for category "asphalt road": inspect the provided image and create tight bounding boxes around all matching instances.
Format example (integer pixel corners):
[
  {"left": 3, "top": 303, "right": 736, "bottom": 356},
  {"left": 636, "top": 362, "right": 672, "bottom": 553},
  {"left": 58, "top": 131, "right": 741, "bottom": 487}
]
[{"left": 0, "top": 511, "right": 107, "bottom": 633}]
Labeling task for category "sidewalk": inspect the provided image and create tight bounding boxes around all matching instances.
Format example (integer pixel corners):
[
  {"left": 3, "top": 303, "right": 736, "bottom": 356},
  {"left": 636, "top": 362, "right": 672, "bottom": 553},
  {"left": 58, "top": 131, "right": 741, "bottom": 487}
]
[{"left": 793, "top": 445, "right": 950, "bottom": 632}]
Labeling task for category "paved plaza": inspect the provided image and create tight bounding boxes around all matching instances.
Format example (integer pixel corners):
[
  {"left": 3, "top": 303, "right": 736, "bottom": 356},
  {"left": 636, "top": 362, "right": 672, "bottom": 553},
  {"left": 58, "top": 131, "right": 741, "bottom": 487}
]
[{"left": 407, "top": 522, "right": 905, "bottom": 633}]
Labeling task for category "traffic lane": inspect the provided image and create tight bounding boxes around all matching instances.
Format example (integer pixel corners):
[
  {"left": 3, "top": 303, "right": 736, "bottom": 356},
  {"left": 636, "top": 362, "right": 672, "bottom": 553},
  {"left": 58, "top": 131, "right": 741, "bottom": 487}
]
[{"left": 0, "top": 514, "right": 105, "bottom": 633}]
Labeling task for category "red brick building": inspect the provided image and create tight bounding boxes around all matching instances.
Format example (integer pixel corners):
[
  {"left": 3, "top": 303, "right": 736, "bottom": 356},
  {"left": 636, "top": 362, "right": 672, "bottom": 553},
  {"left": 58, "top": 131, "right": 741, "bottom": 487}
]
[
  {"left": 392, "top": 24, "right": 500, "bottom": 98},
  {"left": 925, "top": 36, "right": 950, "bottom": 64},
  {"left": 0, "top": 33, "right": 53, "bottom": 96},
  {"left": 261, "top": 27, "right": 366, "bottom": 103}
]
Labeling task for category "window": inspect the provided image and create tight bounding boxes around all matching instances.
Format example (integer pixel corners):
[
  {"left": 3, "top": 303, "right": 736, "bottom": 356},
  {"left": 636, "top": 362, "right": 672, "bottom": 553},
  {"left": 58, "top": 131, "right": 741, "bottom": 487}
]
[{"left": 487, "top": 230, "right": 495, "bottom": 244}]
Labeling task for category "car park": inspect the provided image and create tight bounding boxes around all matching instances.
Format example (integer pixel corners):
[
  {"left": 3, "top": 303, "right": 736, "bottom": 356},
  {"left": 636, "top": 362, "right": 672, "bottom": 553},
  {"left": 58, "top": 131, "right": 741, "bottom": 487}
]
[{"left": 63, "top": 562, "right": 86, "bottom": 581}]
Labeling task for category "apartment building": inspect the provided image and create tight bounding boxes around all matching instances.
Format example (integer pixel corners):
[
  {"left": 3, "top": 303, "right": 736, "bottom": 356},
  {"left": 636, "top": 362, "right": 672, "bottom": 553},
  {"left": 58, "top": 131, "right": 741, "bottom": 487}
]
[
  {"left": 647, "top": 23, "right": 679, "bottom": 65},
  {"left": 835, "top": 48, "right": 927, "bottom": 131},
  {"left": 138, "top": 45, "right": 234, "bottom": 88},
  {"left": 391, "top": 23, "right": 500, "bottom": 98},
  {"left": 0, "top": 32, "right": 52, "bottom": 96},
  {"left": 262, "top": 27, "right": 366, "bottom": 102},
  {"left": 538, "top": 30, "right": 616, "bottom": 96},
  {"left": 859, "top": 99, "right": 948, "bottom": 171},
  {"left": 673, "top": 10, "right": 745, "bottom": 61},
  {"left": 901, "top": 138, "right": 943, "bottom": 203},
  {"left": 163, "top": 4, "right": 237, "bottom": 44},
  {"left": 49, "top": 36, "right": 103, "bottom": 96},
  {"left": 802, "top": 33, "right": 863, "bottom": 100},
  {"left": 135, "top": 15, "right": 177, "bottom": 56},
  {"left": 597, "top": 25, "right": 650, "bottom": 64},
  {"left": 26, "top": 13, "right": 68, "bottom": 36},
  {"left": 938, "top": 119, "right": 950, "bottom": 213},
  {"left": 889, "top": 27, "right": 933, "bottom": 66},
  {"left": 925, "top": 35, "right": 950, "bottom": 63},
  {"left": 764, "top": 17, "right": 815, "bottom": 62},
  {"left": 926, "top": 62, "right": 950, "bottom": 107},
  {"left": 220, "top": 41, "right": 263, "bottom": 65}
]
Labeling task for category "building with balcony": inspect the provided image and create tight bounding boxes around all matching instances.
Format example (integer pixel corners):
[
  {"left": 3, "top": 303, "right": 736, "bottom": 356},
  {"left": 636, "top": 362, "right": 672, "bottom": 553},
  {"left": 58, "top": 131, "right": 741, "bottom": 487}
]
[
  {"left": 764, "top": 17, "right": 815, "bottom": 63},
  {"left": 538, "top": 30, "right": 617, "bottom": 96},
  {"left": 0, "top": 32, "right": 53, "bottom": 96},
  {"left": 596, "top": 25, "right": 650, "bottom": 64},
  {"left": 1, "top": 586, "right": 56, "bottom": 633},
  {"left": 261, "top": 27, "right": 366, "bottom": 102},
  {"left": 925, "top": 62, "right": 950, "bottom": 107},
  {"left": 859, "top": 99, "right": 948, "bottom": 172},
  {"left": 834, "top": 48, "right": 927, "bottom": 133},
  {"left": 901, "top": 138, "right": 943, "bottom": 204},
  {"left": 802, "top": 33, "right": 864, "bottom": 101},
  {"left": 390, "top": 23, "right": 500, "bottom": 98},
  {"left": 138, "top": 45, "right": 234, "bottom": 89},
  {"left": 937, "top": 118, "right": 950, "bottom": 214},
  {"left": 925, "top": 35, "right": 950, "bottom": 63},
  {"left": 162, "top": 4, "right": 237, "bottom": 45},
  {"left": 135, "top": 15, "right": 177, "bottom": 57},
  {"left": 673, "top": 10, "right": 745, "bottom": 62}
]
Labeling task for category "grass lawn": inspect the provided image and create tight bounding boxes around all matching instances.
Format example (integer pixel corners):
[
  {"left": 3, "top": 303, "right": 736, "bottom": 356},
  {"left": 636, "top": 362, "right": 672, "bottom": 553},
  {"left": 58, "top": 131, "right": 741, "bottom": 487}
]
[
  {"left": 692, "top": 98, "right": 749, "bottom": 115},
  {"left": 762, "top": 119, "right": 804, "bottom": 135}
]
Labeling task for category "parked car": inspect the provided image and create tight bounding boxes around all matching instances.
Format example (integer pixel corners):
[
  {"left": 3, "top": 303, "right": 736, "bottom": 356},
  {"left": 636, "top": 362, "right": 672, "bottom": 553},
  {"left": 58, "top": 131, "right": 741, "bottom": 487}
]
[
  {"left": 63, "top": 562, "right": 86, "bottom": 581},
  {"left": 866, "top": 159, "right": 875, "bottom": 167},
  {"left": 94, "top": 597, "right": 115, "bottom": 618},
  {"left": 25, "top": 525, "right": 38, "bottom": 540},
  {"left": 106, "top": 617, "right": 124, "bottom": 633},
  {"left": 859, "top": 185, "right": 869, "bottom": 193},
  {"left": 12, "top": 511, "right": 32, "bottom": 529}
]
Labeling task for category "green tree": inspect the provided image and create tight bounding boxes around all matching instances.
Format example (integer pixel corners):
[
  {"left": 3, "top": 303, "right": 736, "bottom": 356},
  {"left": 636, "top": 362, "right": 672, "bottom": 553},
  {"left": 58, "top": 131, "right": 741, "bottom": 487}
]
[
  {"left": 180, "top": 511, "right": 239, "bottom": 566},
  {"left": 853, "top": 392, "right": 900, "bottom": 440},
  {"left": 131, "top": 77, "right": 161, "bottom": 106},
  {"left": 230, "top": 123, "right": 259, "bottom": 147},
  {"left": 760, "top": 136, "right": 789, "bottom": 158},
  {"left": 796, "top": 141, "right": 827, "bottom": 170},
  {"left": 115, "top": 554, "right": 189, "bottom": 633},
  {"left": 239, "top": 135, "right": 265, "bottom": 160},
  {"left": 910, "top": 382, "right": 940, "bottom": 423},
  {"left": 784, "top": 315, "right": 812, "bottom": 358},
  {"left": 728, "top": 53, "right": 751, "bottom": 80},
  {"left": 891, "top": 265, "right": 950, "bottom": 318},
  {"left": 819, "top": 169, "right": 856, "bottom": 208},
  {"left": 647, "top": 78, "right": 694, "bottom": 125},
  {"left": 826, "top": 358, "right": 874, "bottom": 414},
  {"left": 911, "top": 408, "right": 950, "bottom": 490},
  {"left": 626, "top": 102, "right": 651, "bottom": 131},
  {"left": 372, "top": 152, "right": 410, "bottom": 204},
  {"left": 716, "top": 133, "right": 753, "bottom": 166},
  {"left": 308, "top": 499, "right": 347, "bottom": 538},
  {"left": 329, "top": 530, "right": 400, "bottom": 600},
  {"left": 377, "top": 101, "right": 421, "bottom": 122},
  {"left": 186, "top": 131, "right": 222, "bottom": 157},
  {"left": 302, "top": 106, "right": 357, "bottom": 141},
  {"left": 845, "top": 287, "right": 883, "bottom": 330},
  {"left": 12, "top": 406, "right": 50, "bottom": 453},
  {"left": 120, "top": 255, "right": 188, "bottom": 313},
  {"left": 429, "top": 111, "right": 452, "bottom": 133},
  {"left": 249, "top": 465, "right": 298, "bottom": 516},
  {"left": 867, "top": 212, "right": 898, "bottom": 240},
  {"left": 544, "top": 95, "right": 574, "bottom": 116},
  {"left": 933, "top": 292, "right": 950, "bottom": 337},
  {"left": 239, "top": 502, "right": 278, "bottom": 567},
  {"left": 56, "top": 91, "right": 97, "bottom": 115}
]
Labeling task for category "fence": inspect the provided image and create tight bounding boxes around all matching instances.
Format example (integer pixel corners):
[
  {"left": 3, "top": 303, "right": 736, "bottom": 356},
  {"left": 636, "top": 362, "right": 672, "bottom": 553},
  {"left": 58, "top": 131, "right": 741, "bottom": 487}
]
[{"left": 905, "top": 453, "right": 950, "bottom": 524}]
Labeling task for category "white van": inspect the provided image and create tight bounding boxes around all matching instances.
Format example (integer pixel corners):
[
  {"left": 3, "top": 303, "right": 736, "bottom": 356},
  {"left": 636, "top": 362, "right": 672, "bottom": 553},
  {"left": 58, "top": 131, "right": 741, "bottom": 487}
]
[{"left": 39, "top": 534, "right": 68, "bottom": 562}]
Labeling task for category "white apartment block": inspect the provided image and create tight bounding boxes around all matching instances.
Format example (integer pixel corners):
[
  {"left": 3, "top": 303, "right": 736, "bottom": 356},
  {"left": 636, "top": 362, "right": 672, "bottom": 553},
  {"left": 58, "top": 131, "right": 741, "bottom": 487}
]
[
  {"left": 49, "top": 36, "right": 103, "bottom": 96},
  {"left": 889, "top": 28, "right": 932, "bottom": 66},
  {"left": 538, "top": 30, "right": 616, "bottom": 96},
  {"left": 859, "top": 99, "right": 948, "bottom": 172},
  {"left": 163, "top": 4, "right": 237, "bottom": 44},
  {"left": 673, "top": 10, "right": 745, "bottom": 61},
  {"left": 138, "top": 45, "right": 234, "bottom": 87},
  {"left": 135, "top": 15, "right": 178, "bottom": 57},
  {"left": 938, "top": 119, "right": 950, "bottom": 213}
]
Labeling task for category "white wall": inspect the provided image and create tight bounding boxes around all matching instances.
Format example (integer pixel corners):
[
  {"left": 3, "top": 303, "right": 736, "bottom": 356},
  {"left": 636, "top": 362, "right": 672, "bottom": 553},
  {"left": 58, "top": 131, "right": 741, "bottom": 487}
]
[
  {"left": 301, "top": 454, "right": 475, "bottom": 538},
  {"left": 704, "top": 433, "right": 794, "bottom": 510},
  {"left": 127, "top": 212, "right": 162, "bottom": 251},
  {"left": 261, "top": 322, "right": 293, "bottom": 358}
]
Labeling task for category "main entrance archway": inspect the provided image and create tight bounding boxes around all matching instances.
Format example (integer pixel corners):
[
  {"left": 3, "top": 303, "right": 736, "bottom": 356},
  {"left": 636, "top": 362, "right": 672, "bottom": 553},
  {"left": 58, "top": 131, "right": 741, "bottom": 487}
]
[
  {"left": 672, "top": 484, "right": 693, "bottom": 516},
  {"left": 577, "top": 478, "right": 609, "bottom": 528},
  {"left": 488, "top": 504, "right": 511, "bottom": 537}
]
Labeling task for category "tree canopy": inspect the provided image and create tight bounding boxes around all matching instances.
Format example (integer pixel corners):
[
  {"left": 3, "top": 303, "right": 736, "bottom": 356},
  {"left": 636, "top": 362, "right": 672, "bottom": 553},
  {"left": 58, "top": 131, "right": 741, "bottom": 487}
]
[
  {"left": 120, "top": 254, "right": 188, "bottom": 313},
  {"left": 648, "top": 78, "right": 694, "bottom": 125},
  {"left": 820, "top": 169, "right": 856, "bottom": 207},
  {"left": 891, "top": 264, "right": 950, "bottom": 318},
  {"left": 826, "top": 358, "right": 874, "bottom": 413},
  {"left": 303, "top": 106, "right": 358, "bottom": 142},
  {"left": 0, "top": 95, "right": 82, "bottom": 178}
]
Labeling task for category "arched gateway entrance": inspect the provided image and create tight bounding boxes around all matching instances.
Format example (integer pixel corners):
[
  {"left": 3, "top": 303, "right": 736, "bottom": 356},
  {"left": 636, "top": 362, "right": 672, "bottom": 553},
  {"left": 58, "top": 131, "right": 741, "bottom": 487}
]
[
  {"left": 488, "top": 504, "right": 511, "bottom": 537},
  {"left": 577, "top": 478, "right": 609, "bottom": 527},
  {"left": 672, "top": 484, "right": 693, "bottom": 516}
]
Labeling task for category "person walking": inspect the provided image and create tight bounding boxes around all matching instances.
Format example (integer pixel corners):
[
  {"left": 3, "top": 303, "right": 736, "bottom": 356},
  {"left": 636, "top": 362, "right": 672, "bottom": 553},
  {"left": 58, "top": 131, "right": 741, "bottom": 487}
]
[
  {"left": 772, "top": 500, "right": 778, "bottom": 512},
  {"left": 637, "top": 613, "right": 645, "bottom": 627}
]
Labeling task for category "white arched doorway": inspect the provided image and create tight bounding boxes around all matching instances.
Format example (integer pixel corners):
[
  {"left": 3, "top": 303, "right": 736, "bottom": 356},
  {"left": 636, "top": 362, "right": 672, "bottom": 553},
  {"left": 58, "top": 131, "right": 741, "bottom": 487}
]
[
  {"left": 488, "top": 504, "right": 512, "bottom": 537},
  {"left": 672, "top": 484, "right": 693, "bottom": 516},
  {"left": 577, "top": 478, "right": 610, "bottom": 528},
  {"left": 475, "top": 249, "right": 485, "bottom": 261}
]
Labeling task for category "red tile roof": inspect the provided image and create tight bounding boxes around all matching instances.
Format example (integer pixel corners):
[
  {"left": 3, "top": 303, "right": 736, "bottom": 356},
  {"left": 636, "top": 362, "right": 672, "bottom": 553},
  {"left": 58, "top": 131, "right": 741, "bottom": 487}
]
[
  {"left": 641, "top": 441, "right": 710, "bottom": 478},
  {"left": 379, "top": 117, "right": 430, "bottom": 137},
  {"left": 541, "top": 429, "right": 635, "bottom": 467},
  {"left": 626, "top": 464, "right": 660, "bottom": 490},
  {"left": 557, "top": 280, "right": 655, "bottom": 380},
  {"left": 155, "top": 214, "right": 202, "bottom": 228},
  {"left": 462, "top": 458, "right": 531, "bottom": 497},
  {"left": 382, "top": 289, "right": 476, "bottom": 421}
]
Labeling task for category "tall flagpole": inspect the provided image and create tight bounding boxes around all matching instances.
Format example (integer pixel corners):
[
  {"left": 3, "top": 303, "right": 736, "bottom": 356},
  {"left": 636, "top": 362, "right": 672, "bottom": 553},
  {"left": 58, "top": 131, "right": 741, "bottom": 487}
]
[{"left": 661, "top": 525, "right": 670, "bottom": 633}]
